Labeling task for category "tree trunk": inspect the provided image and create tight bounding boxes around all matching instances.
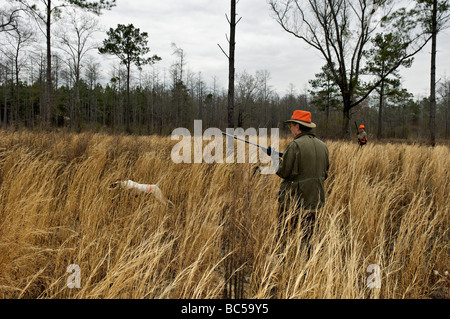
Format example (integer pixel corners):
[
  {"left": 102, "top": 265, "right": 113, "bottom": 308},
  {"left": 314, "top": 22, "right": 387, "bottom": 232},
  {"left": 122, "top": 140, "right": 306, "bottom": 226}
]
[
  {"left": 45, "top": 0, "right": 52, "bottom": 128},
  {"left": 446, "top": 83, "right": 449, "bottom": 139},
  {"left": 227, "top": 0, "right": 236, "bottom": 129},
  {"left": 341, "top": 93, "right": 352, "bottom": 138},
  {"left": 3, "top": 82, "right": 7, "bottom": 130},
  {"left": 378, "top": 80, "right": 385, "bottom": 140},
  {"left": 126, "top": 65, "right": 131, "bottom": 134},
  {"left": 75, "top": 82, "right": 81, "bottom": 132},
  {"left": 429, "top": 0, "right": 437, "bottom": 146},
  {"left": 326, "top": 80, "right": 331, "bottom": 124},
  {"left": 14, "top": 41, "right": 21, "bottom": 128}
]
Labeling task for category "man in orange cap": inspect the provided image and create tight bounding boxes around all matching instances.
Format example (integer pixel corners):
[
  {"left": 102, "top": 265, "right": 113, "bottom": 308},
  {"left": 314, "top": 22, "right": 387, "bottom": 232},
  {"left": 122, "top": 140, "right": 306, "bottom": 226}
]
[
  {"left": 276, "top": 110, "right": 329, "bottom": 252},
  {"left": 357, "top": 125, "right": 368, "bottom": 147}
]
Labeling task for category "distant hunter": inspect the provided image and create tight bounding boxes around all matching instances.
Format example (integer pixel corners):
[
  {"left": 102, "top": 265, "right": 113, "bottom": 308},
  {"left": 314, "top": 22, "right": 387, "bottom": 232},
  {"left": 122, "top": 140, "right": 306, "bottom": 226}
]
[{"left": 357, "top": 125, "right": 368, "bottom": 147}]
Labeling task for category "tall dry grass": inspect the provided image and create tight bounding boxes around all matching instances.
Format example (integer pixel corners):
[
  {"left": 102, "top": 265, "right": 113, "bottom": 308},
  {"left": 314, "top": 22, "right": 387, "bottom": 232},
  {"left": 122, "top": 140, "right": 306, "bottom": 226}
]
[{"left": 0, "top": 130, "right": 448, "bottom": 299}]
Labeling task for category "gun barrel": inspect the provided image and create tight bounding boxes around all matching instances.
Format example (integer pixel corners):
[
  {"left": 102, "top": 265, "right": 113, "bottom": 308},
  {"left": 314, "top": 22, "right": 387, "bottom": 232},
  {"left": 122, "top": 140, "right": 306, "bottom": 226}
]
[
  {"left": 221, "top": 131, "right": 283, "bottom": 157},
  {"left": 222, "top": 131, "right": 261, "bottom": 148}
]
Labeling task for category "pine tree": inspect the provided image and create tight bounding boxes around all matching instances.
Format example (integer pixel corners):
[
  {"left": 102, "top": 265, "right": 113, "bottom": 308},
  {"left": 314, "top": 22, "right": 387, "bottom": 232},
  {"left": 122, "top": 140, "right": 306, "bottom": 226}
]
[{"left": 99, "top": 23, "right": 161, "bottom": 133}]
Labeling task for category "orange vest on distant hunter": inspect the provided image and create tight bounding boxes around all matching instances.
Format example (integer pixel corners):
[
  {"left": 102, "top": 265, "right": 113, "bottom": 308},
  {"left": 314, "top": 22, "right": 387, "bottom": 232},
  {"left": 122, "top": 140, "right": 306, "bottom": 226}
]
[{"left": 358, "top": 131, "right": 367, "bottom": 145}]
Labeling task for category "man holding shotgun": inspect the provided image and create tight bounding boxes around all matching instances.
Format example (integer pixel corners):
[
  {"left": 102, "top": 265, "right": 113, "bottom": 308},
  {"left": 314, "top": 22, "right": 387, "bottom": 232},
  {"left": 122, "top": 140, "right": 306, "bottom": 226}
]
[{"left": 276, "top": 110, "right": 329, "bottom": 252}]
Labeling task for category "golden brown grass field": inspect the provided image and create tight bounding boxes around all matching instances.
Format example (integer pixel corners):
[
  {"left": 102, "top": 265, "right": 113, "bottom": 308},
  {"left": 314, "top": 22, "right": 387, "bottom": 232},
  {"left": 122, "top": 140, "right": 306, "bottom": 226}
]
[{"left": 0, "top": 130, "right": 448, "bottom": 299}]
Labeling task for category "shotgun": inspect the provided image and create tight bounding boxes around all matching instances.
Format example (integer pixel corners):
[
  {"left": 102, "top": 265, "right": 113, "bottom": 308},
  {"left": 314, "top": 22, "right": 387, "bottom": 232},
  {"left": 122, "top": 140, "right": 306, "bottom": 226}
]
[{"left": 221, "top": 131, "right": 283, "bottom": 158}]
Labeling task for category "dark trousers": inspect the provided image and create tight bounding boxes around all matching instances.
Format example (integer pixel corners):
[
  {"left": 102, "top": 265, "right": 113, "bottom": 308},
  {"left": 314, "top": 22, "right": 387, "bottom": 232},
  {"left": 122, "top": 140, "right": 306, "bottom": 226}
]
[
  {"left": 270, "top": 206, "right": 317, "bottom": 298},
  {"left": 277, "top": 206, "right": 316, "bottom": 258}
]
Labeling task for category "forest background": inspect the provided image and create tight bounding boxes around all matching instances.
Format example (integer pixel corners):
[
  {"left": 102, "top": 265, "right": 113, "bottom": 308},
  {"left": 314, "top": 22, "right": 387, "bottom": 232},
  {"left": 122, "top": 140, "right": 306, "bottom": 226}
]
[{"left": 1, "top": 0, "right": 450, "bottom": 142}]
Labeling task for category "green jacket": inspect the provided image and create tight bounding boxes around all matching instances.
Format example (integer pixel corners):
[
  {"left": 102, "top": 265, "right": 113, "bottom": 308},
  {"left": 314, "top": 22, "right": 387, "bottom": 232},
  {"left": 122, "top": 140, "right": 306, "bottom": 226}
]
[{"left": 276, "top": 132, "right": 329, "bottom": 210}]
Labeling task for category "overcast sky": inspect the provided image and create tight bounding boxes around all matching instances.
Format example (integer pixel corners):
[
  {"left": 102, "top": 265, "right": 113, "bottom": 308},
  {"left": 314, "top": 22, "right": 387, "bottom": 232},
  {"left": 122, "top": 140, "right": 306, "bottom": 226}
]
[{"left": 95, "top": 0, "right": 450, "bottom": 99}]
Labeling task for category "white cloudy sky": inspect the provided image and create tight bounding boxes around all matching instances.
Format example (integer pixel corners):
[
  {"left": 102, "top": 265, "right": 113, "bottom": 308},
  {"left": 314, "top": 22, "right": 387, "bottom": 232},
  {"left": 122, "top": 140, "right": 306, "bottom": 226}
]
[{"left": 95, "top": 0, "right": 450, "bottom": 98}]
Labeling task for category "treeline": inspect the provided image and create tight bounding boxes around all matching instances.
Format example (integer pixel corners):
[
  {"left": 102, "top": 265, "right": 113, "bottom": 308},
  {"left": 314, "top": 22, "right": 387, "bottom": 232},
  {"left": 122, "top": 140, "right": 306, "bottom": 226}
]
[
  {"left": 1, "top": 1, "right": 449, "bottom": 140},
  {"left": 2, "top": 60, "right": 450, "bottom": 140}
]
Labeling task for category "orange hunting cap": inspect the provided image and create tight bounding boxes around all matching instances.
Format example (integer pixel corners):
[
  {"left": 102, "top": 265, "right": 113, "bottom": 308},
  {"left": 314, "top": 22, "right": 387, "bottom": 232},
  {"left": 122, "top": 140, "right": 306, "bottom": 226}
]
[
  {"left": 285, "top": 110, "right": 316, "bottom": 128},
  {"left": 359, "top": 125, "right": 365, "bottom": 129}
]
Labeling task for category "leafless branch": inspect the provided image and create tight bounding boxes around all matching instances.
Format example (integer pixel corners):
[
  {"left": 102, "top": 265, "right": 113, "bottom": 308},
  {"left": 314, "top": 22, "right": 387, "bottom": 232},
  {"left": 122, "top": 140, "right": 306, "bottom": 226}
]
[{"left": 217, "top": 43, "right": 229, "bottom": 59}]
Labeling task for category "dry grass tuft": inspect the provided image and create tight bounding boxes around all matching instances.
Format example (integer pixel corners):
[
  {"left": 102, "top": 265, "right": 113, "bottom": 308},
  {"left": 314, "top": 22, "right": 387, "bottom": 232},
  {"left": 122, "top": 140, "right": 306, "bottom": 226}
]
[{"left": 0, "top": 131, "right": 448, "bottom": 299}]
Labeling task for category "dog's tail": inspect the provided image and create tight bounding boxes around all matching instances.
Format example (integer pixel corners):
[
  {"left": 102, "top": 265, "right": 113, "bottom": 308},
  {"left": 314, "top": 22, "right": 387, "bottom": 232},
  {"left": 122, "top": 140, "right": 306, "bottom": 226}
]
[
  {"left": 155, "top": 179, "right": 175, "bottom": 207},
  {"left": 156, "top": 179, "right": 175, "bottom": 208}
]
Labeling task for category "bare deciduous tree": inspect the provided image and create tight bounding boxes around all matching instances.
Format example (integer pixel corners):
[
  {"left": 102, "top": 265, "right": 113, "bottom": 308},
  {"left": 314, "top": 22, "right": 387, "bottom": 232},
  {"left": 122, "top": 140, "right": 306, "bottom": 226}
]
[
  {"left": 2, "top": 19, "right": 34, "bottom": 127},
  {"left": 1, "top": 7, "right": 22, "bottom": 32},
  {"left": 55, "top": 8, "right": 100, "bottom": 130},
  {"left": 15, "top": 0, "right": 116, "bottom": 127},
  {"left": 269, "top": 0, "right": 430, "bottom": 137},
  {"left": 218, "top": 0, "right": 241, "bottom": 129}
]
